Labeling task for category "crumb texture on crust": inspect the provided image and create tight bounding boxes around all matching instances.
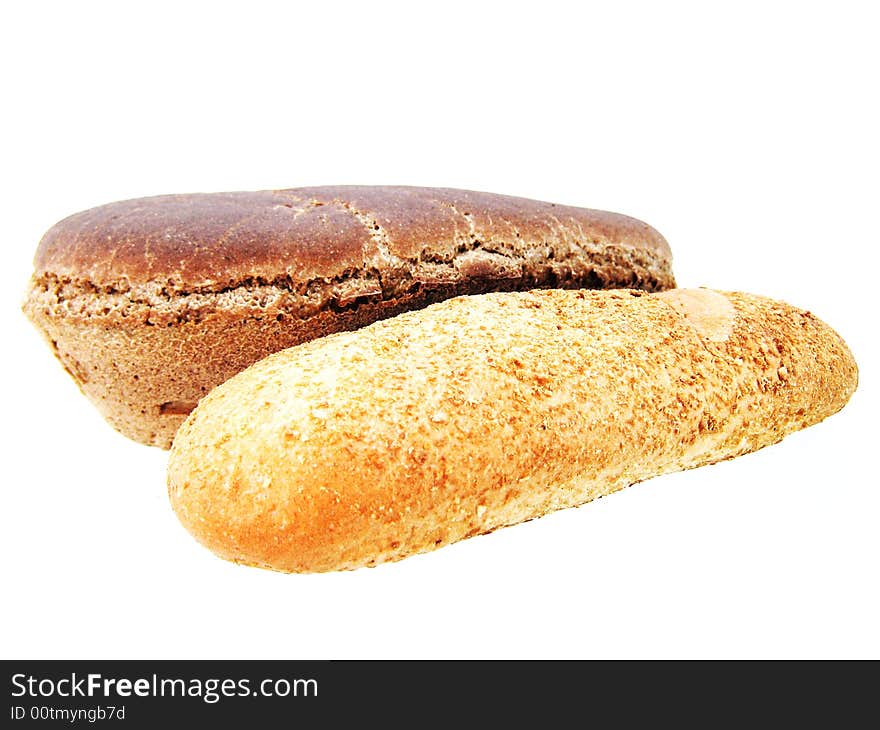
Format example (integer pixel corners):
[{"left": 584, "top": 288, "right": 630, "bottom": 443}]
[
  {"left": 24, "top": 187, "right": 675, "bottom": 447},
  {"left": 166, "top": 288, "right": 858, "bottom": 573}
]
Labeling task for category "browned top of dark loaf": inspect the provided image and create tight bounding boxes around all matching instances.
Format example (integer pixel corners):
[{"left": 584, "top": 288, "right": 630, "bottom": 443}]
[{"left": 33, "top": 186, "right": 672, "bottom": 288}]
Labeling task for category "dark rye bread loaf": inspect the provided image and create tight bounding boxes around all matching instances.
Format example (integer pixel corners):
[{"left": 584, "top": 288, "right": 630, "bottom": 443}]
[{"left": 24, "top": 186, "right": 675, "bottom": 447}]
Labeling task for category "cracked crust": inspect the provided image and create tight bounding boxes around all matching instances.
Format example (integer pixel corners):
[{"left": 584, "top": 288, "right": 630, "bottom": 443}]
[
  {"left": 24, "top": 186, "right": 675, "bottom": 447},
  {"left": 31, "top": 186, "right": 674, "bottom": 290},
  {"left": 167, "top": 288, "right": 858, "bottom": 573}
]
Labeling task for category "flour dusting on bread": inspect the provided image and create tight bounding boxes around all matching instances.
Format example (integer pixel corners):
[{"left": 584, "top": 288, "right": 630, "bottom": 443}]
[{"left": 658, "top": 288, "right": 736, "bottom": 342}]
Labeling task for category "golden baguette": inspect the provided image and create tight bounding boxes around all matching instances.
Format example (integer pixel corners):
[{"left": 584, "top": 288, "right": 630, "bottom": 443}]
[{"left": 167, "top": 288, "right": 857, "bottom": 572}]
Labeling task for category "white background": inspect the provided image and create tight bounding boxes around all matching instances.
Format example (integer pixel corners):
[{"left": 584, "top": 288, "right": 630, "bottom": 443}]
[{"left": 2, "top": 1, "right": 877, "bottom": 659}]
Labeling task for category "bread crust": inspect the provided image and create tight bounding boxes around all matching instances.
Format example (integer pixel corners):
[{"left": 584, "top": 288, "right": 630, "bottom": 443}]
[
  {"left": 24, "top": 187, "right": 675, "bottom": 447},
  {"left": 166, "top": 288, "right": 858, "bottom": 573},
  {"left": 32, "top": 187, "right": 672, "bottom": 287}
]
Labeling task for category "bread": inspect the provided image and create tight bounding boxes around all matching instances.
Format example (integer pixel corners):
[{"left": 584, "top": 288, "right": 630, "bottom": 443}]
[
  {"left": 166, "top": 288, "right": 858, "bottom": 573},
  {"left": 23, "top": 186, "right": 674, "bottom": 448}
]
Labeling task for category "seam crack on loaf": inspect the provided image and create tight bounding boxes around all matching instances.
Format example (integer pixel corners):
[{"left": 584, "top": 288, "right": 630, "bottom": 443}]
[
  {"left": 326, "top": 196, "right": 408, "bottom": 297},
  {"left": 24, "top": 186, "right": 675, "bottom": 447},
  {"left": 166, "top": 288, "right": 858, "bottom": 573},
  {"left": 26, "top": 239, "right": 665, "bottom": 322}
]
